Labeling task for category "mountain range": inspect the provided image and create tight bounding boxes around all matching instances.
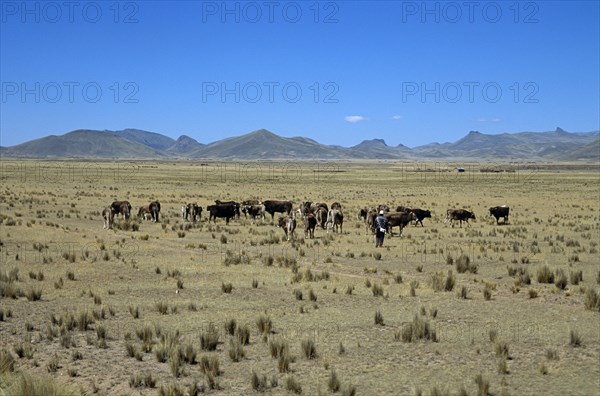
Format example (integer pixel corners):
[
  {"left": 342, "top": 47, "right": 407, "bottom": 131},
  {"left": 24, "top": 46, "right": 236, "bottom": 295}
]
[{"left": 1, "top": 128, "right": 598, "bottom": 161}]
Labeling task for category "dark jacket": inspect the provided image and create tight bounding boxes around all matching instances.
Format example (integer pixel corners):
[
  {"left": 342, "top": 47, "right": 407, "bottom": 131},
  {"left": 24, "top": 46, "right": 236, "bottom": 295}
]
[{"left": 374, "top": 215, "right": 388, "bottom": 232}]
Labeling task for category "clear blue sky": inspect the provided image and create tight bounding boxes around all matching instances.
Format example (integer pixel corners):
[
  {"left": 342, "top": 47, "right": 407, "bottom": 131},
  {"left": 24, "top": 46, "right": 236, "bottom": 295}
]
[{"left": 1, "top": 1, "right": 598, "bottom": 148}]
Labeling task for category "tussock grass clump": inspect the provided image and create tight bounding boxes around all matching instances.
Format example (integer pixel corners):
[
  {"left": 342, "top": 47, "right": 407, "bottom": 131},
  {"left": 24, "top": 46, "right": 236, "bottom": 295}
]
[
  {"left": 341, "top": 383, "right": 357, "bottom": 396},
  {"left": 0, "top": 372, "right": 79, "bottom": 395},
  {"left": 284, "top": 375, "right": 302, "bottom": 394},
  {"left": 301, "top": 338, "right": 317, "bottom": 359},
  {"left": 528, "top": 288, "right": 538, "bottom": 298},
  {"left": 235, "top": 324, "right": 250, "bottom": 345},
  {"left": 328, "top": 369, "right": 341, "bottom": 392},
  {"left": 570, "top": 270, "right": 583, "bottom": 285},
  {"left": 155, "top": 301, "right": 169, "bottom": 315},
  {"left": 129, "top": 373, "right": 156, "bottom": 388},
  {"left": 199, "top": 354, "right": 220, "bottom": 377},
  {"left": 199, "top": 324, "right": 219, "bottom": 351},
  {"left": 129, "top": 305, "right": 140, "bottom": 319},
  {"left": 474, "top": 373, "right": 490, "bottom": 396},
  {"left": 546, "top": 349, "right": 559, "bottom": 360},
  {"left": 372, "top": 283, "right": 384, "bottom": 297},
  {"left": 536, "top": 265, "right": 555, "bottom": 284},
  {"left": 431, "top": 271, "right": 455, "bottom": 292},
  {"left": 374, "top": 310, "right": 384, "bottom": 326},
  {"left": 456, "top": 254, "right": 478, "bottom": 274},
  {"left": 483, "top": 284, "right": 493, "bottom": 301},
  {"left": 293, "top": 289, "right": 303, "bottom": 300},
  {"left": 221, "top": 282, "right": 233, "bottom": 294},
  {"left": 0, "top": 349, "right": 16, "bottom": 373},
  {"left": 569, "top": 329, "right": 582, "bottom": 347},
  {"left": 457, "top": 286, "right": 468, "bottom": 299},
  {"left": 584, "top": 288, "right": 600, "bottom": 311},
  {"left": 251, "top": 370, "right": 268, "bottom": 392},
  {"left": 256, "top": 314, "right": 272, "bottom": 337},
  {"left": 228, "top": 338, "right": 245, "bottom": 362},
  {"left": 309, "top": 289, "right": 318, "bottom": 302},
  {"left": 401, "top": 314, "right": 437, "bottom": 343},
  {"left": 46, "top": 353, "right": 59, "bottom": 372},
  {"left": 554, "top": 269, "right": 568, "bottom": 290},
  {"left": 494, "top": 340, "right": 509, "bottom": 358},
  {"left": 224, "top": 319, "right": 236, "bottom": 336},
  {"left": 179, "top": 343, "right": 197, "bottom": 365}
]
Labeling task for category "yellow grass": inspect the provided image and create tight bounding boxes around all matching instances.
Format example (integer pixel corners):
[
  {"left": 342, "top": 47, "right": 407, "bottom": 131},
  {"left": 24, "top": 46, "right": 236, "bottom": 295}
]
[{"left": 0, "top": 159, "right": 599, "bottom": 395}]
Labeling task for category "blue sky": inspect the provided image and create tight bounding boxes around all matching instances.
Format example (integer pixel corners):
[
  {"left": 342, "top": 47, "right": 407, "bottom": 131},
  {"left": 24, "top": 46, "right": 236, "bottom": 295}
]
[{"left": 1, "top": 1, "right": 598, "bottom": 148}]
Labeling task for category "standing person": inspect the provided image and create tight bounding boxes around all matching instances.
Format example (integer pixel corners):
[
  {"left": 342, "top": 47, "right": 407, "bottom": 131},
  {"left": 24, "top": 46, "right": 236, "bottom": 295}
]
[{"left": 374, "top": 210, "right": 388, "bottom": 247}]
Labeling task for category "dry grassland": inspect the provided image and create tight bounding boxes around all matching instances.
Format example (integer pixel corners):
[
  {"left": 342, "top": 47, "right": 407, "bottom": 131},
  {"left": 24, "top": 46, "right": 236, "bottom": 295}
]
[{"left": 0, "top": 159, "right": 599, "bottom": 395}]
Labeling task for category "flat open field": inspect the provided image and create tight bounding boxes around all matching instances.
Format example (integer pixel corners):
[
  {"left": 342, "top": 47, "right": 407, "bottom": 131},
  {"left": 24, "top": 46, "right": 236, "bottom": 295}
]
[{"left": 0, "top": 159, "right": 599, "bottom": 396}]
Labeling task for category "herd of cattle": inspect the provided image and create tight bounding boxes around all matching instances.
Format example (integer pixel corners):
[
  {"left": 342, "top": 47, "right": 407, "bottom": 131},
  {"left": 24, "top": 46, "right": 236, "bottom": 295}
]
[{"left": 101, "top": 198, "right": 511, "bottom": 241}]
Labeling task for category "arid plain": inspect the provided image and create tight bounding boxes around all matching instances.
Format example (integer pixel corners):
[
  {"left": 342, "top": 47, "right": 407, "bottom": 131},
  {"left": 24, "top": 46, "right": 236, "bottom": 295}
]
[{"left": 0, "top": 159, "right": 598, "bottom": 396}]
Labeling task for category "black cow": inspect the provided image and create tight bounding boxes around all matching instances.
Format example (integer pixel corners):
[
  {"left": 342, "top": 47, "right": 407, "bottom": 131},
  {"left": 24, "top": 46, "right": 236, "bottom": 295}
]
[
  {"left": 207, "top": 204, "right": 237, "bottom": 225},
  {"left": 111, "top": 200, "right": 132, "bottom": 220},
  {"left": 263, "top": 200, "right": 293, "bottom": 223},
  {"left": 304, "top": 214, "right": 317, "bottom": 239},
  {"left": 410, "top": 208, "right": 432, "bottom": 227},
  {"left": 149, "top": 201, "right": 161, "bottom": 222},
  {"left": 242, "top": 204, "right": 265, "bottom": 223},
  {"left": 385, "top": 211, "right": 417, "bottom": 237},
  {"left": 396, "top": 206, "right": 411, "bottom": 213},
  {"left": 331, "top": 202, "right": 342, "bottom": 210},
  {"left": 445, "top": 209, "right": 476, "bottom": 228},
  {"left": 358, "top": 207, "right": 368, "bottom": 221},
  {"left": 489, "top": 206, "right": 510, "bottom": 225},
  {"left": 215, "top": 200, "right": 241, "bottom": 218}
]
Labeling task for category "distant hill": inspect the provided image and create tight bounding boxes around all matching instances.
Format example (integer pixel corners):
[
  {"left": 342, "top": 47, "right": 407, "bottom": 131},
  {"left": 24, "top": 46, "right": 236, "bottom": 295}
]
[{"left": 1, "top": 127, "right": 598, "bottom": 161}]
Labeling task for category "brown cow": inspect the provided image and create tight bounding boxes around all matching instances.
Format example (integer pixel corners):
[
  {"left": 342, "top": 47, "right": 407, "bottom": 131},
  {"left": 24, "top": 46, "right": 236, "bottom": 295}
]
[
  {"left": 304, "top": 214, "right": 317, "bottom": 239},
  {"left": 277, "top": 215, "right": 296, "bottom": 241},
  {"left": 111, "top": 200, "right": 132, "bottom": 220},
  {"left": 445, "top": 209, "right": 476, "bottom": 227},
  {"left": 385, "top": 211, "right": 417, "bottom": 237}
]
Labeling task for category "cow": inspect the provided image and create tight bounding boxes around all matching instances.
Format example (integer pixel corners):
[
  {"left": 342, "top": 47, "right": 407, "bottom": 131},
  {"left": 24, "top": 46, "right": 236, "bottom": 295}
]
[
  {"left": 207, "top": 204, "right": 237, "bottom": 225},
  {"left": 331, "top": 202, "right": 342, "bottom": 210},
  {"left": 149, "top": 201, "right": 161, "bottom": 222},
  {"left": 111, "top": 200, "right": 132, "bottom": 220},
  {"left": 316, "top": 206, "right": 328, "bottom": 229},
  {"left": 410, "top": 208, "right": 432, "bottom": 227},
  {"left": 326, "top": 209, "right": 344, "bottom": 234},
  {"left": 358, "top": 207, "right": 368, "bottom": 221},
  {"left": 300, "top": 202, "right": 327, "bottom": 217},
  {"left": 215, "top": 200, "right": 241, "bottom": 219},
  {"left": 385, "top": 211, "right": 417, "bottom": 237},
  {"left": 137, "top": 205, "right": 153, "bottom": 221},
  {"left": 445, "top": 209, "right": 476, "bottom": 228},
  {"left": 395, "top": 206, "right": 411, "bottom": 213},
  {"left": 183, "top": 203, "right": 201, "bottom": 222},
  {"left": 241, "top": 199, "right": 261, "bottom": 218},
  {"left": 102, "top": 207, "right": 114, "bottom": 229},
  {"left": 366, "top": 208, "right": 378, "bottom": 235},
  {"left": 377, "top": 204, "right": 391, "bottom": 213},
  {"left": 489, "top": 205, "right": 510, "bottom": 225},
  {"left": 263, "top": 200, "right": 293, "bottom": 223},
  {"left": 303, "top": 214, "right": 317, "bottom": 239},
  {"left": 242, "top": 204, "right": 266, "bottom": 224},
  {"left": 277, "top": 215, "right": 296, "bottom": 241}
]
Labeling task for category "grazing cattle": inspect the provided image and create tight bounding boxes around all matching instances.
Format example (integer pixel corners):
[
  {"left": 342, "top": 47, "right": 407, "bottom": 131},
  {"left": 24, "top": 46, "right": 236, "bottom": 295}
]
[
  {"left": 102, "top": 207, "right": 114, "bottom": 229},
  {"left": 137, "top": 205, "right": 153, "bottom": 221},
  {"left": 377, "top": 204, "right": 391, "bottom": 213},
  {"left": 149, "top": 201, "right": 161, "bottom": 222},
  {"left": 215, "top": 200, "right": 241, "bottom": 218},
  {"left": 316, "top": 207, "right": 328, "bottom": 229},
  {"left": 242, "top": 204, "right": 266, "bottom": 223},
  {"left": 304, "top": 214, "right": 317, "bottom": 239},
  {"left": 183, "top": 203, "right": 201, "bottom": 222},
  {"left": 410, "top": 208, "right": 432, "bottom": 227},
  {"left": 489, "top": 205, "right": 510, "bottom": 225},
  {"left": 366, "top": 209, "right": 378, "bottom": 234},
  {"left": 395, "top": 205, "right": 411, "bottom": 213},
  {"left": 331, "top": 202, "right": 342, "bottom": 210},
  {"left": 358, "top": 207, "right": 368, "bottom": 221},
  {"left": 241, "top": 199, "right": 261, "bottom": 218},
  {"left": 300, "top": 201, "right": 328, "bottom": 217},
  {"left": 207, "top": 204, "right": 237, "bottom": 225},
  {"left": 385, "top": 211, "right": 417, "bottom": 237},
  {"left": 326, "top": 209, "right": 344, "bottom": 234},
  {"left": 277, "top": 215, "right": 296, "bottom": 241},
  {"left": 111, "top": 200, "right": 132, "bottom": 220},
  {"left": 263, "top": 200, "right": 293, "bottom": 222},
  {"left": 445, "top": 209, "right": 476, "bottom": 228}
]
